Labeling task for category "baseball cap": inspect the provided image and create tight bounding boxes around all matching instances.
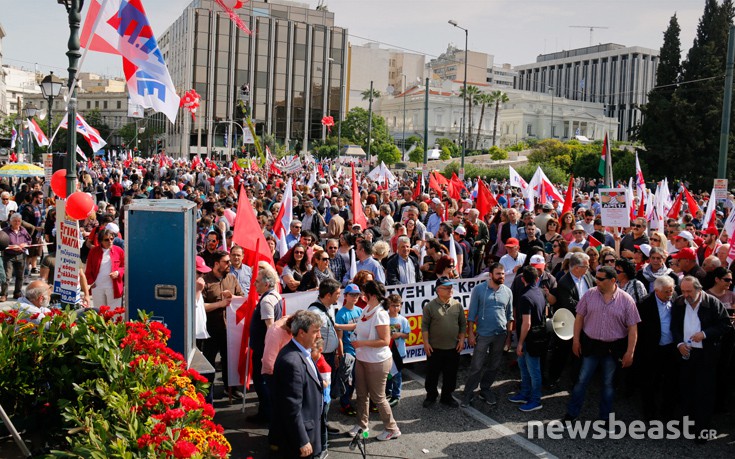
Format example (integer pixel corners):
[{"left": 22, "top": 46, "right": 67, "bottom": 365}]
[
  {"left": 671, "top": 247, "right": 696, "bottom": 260},
  {"left": 455, "top": 225, "right": 467, "bottom": 235},
  {"left": 196, "top": 256, "right": 212, "bottom": 273},
  {"left": 674, "top": 230, "right": 694, "bottom": 242},
  {"left": 435, "top": 276, "right": 454, "bottom": 289},
  {"left": 431, "top": 197, "right": 442, "bottom": 205},
  {"left": 105, "top": 222, "right": 120, "bottom": 235},
  {"left": 634, "top": 243, "right": 652, "bottom": 258},
  {"left": 505, "top": 237, "right": 520, "bottom": 247},
  {"left": 529, "top": 254, "right": 546, "bottom": 268},
  {"left": 344, "top": 283, "right": 361, "bottom": 294},
  {"left": 542, "top": 202, "right": 553, "bottom": 210}
]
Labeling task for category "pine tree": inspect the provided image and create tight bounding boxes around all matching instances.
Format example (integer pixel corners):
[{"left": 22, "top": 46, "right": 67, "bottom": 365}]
[{"left": 636, "top": 14, "right": 682, "bottom": 180}]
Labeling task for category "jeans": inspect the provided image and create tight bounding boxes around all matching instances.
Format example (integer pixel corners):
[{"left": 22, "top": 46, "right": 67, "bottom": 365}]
[
  {"left": 386, "top": 369, "right": 403, "bottom": 399},
  {"left": 566, "top": 354, "right": 617, "bottom": 419},
  {"left": 517, "top": 344, "right": 542, "bottom": 404},
  {"left": 463, "top": 334, "right": 506, "bottom": 400}
]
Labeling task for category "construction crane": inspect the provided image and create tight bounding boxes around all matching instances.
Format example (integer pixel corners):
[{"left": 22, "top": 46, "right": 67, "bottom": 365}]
[{"left": 569, "top": 25, "right": 609, "bottom": 46}]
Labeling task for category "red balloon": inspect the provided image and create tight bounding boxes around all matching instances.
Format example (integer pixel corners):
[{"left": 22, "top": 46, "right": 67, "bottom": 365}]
[
  {"left": 51, "top": 169, "right": 68, "bottom": 199},
  {"left": 66, "top": 192, "right": 95, "bottom": 221}
]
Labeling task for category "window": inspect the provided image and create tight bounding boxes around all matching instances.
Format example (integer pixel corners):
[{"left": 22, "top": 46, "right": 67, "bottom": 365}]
[
  {"left": 527, "top": 124, "right": 532, "bottom": 136},
  {"left": 95, "top": 101, "right": 99, "bottom": 108},
  {"left": 87, "top": 101, "right": 91, "bottom": 109},
  {"left": 103, "top": 101, "right": 108, "bottom": 109},
  {"left": 117, "top": 101, "right": 121, "bottom": 109}
]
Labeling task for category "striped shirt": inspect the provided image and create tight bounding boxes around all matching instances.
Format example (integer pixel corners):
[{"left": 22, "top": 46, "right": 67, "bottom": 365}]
[{"left": 577, "top": 287, "right": 641, "bottom": 342}]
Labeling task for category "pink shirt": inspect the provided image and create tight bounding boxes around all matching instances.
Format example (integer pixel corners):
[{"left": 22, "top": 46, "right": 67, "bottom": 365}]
[
  {"left": 577, "top": 287, "right": 641, "bottom": 342},
  {"left": 261, "top": 318, "right": 293, "bottom": 375}
]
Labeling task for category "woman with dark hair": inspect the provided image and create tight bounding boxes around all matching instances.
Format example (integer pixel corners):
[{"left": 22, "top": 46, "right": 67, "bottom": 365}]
[
  {"left": 348, "top": 280, "right": 400, "bottom": 441},
  {"left": 541, "top": 218, "right": 563, "bottom": 253},
  {"left": 280, "top": 243, "right": 310, "bottom": 293},
  {"left": 615, "top": 258, "right": 647, "bottom": 303},
  {"left": 85, "top": 228, "right": 125, "bottom": 307},
  {"left": 338, "top": 231, "right": 354, "bottom": 270},
  {"left": 548, "top": 239, "right": 568, "bottom": 276},
  {"left": 708, "top": 267, "right": 735, "bottom": 310},
  {"left": 559, "top": 211, "right": 576, "bottom": 243},
  {"left": 435, "top": 255, "right": 458, "bottom": 279}
]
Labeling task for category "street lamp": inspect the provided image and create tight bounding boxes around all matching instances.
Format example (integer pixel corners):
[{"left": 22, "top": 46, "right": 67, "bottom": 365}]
[
  {"left": 58, "top": 0, "right": 84, "bottom": 198},
  {"left": 40, "top": 72, "right": 64, "bottom": 153},
  {"left": 448, "top": 19, "right": 468, "bottom": 180},
  {"left": 402, "top": 74, "right": 407, "bottom": 161},
  {"left": 548, "top": 86, "right": 554, "bottom": 139}
]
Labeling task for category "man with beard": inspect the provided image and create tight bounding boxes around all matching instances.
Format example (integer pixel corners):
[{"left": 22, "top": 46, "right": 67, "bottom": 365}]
[
  {"left": 620, "top": 218, "right": 650, "bottom": 259},
  {"left": 462, "top": 262, "right": 513, "bottom": 407}
]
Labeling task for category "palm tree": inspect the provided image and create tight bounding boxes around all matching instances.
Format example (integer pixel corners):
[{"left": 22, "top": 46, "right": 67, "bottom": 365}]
[
  {"left": 458, "top": 85, "right": 481, "bottom": 150},
  {"left": 474, "top": 92, "right": 494, "bottom": 150},
  {"left": 491, "top": 90, "right": 509, "bottom": 147},
  {"left": 361, "top": 88, "right": 381, "bottom": 101}
]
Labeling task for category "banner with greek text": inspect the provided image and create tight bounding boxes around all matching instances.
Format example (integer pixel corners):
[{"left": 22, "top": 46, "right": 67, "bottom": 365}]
[
  {"left": 53, "top": 201, "right": 82, "bottom": 304},
  {"left": 280, "top": 277, "right": 486, "bottom": 363}
]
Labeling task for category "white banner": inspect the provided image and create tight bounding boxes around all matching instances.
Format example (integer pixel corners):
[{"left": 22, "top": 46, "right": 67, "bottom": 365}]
[
  {"left": 599, "top": 188, "right": 630, "bottom": 228},
  {"left": 277, "top": 277, "right": 487, "bottom": 363},
  {"left": 53, "top": 201, "right": 82, "bottom": 304}
]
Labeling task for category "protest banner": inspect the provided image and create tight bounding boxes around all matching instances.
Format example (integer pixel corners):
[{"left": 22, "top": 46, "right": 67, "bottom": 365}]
[
  {"left": 599, "top": 188, "right": 630, "bottom": 228},
  {"left": 714, "top": 179, "right": 728, "bottom": 201},
  {"left": 276, "top": 276, "right": 487, "bottom": 363},
  {"left": 53, "top": 201, "right": 82, "bottom": 304}
]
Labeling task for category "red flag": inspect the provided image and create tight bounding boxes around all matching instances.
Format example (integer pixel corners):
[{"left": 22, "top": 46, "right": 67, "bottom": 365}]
[
  {"left": 9, "top": 152, "right": 17, "bottom": 163},
  {"left": 434, "top": 171, "right": 449, "bottom": 187},
  {"left": 450, "top": 173, "right": 468, "bottom": 193},
  {"left": 667, "top": 192, "right": 683, "bottom": 219},
  {"left": 251, "top": 160, "right": 259, "bottom": 173},
  {"left": 538, "top": 179, "right": 547, "bottom": 204},
  {"left": 351, "top": 165, "right": 368, "bottom": 229},
  {"left": 561, "top": 174, "right": 575, "bottom": 215},
  {"left": 476, "top": 179, "right": 498, "bottom": 221},
  {"left": 588, "top": 234, "right": 603, "bottom": 250},
  {"left": 232, "top": 159, "right": 243, "bottom": 172},
  {"left": 318, "top": 163, "right": 324, "bottom": 178},
  {"left": 191, "top": 155, "right": 201, "bottom": 169},
  {"left": 232, "top": 184, "right": 275, "bottom": 269},
  {"left": 683, "top": 187, "right": 700, "bottom": 215},
  {"left": 428, "top": 173, "right": 442, "bottom": 195},
  {"left": 99, "top": 158, "right": 107, "bottom": 169},
  {"left": 413, "top": 173, "right": 423, "bottom": 199},
  {"left": 448, "top": 180, "right": 459, "bottom": 201},
  {"left": 237, "top": 239, "right": 260, "bottom": 387}
]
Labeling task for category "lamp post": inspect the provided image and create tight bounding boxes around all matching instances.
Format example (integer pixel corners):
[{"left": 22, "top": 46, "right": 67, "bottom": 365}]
[
  {"left": 23, "top": 102, "right": 39, "bottom": 161},
  {"left": 402, "top": 74, "right": 407, "bottom": 161},
  {"left": 367, "top": 80, "right": 374, "bottom": 168},
  {"left": 448, "top": 19, "right": 468, "bottom": 180},
  {"left": 58, "top": 0, "right": 83, "bottom": 198},
  {"left": 40, "top": 72, "right": 63, "bottom": 154},
  {"left": 548, "top": 86, "right": 555, "bottom": 139}
]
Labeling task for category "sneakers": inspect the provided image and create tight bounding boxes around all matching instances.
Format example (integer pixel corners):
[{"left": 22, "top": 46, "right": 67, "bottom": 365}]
[
  {"left": 346, "top": 425, "right": 362, "bottom": 437},
  {"left": 340, "top": 405, "right": 357, "bottom": 416},
  {"left": 376, "top": 429, "right": 401, "bottom": 441},
  {"left": 388, "top": 397, "right": 400, "bottom": 407},
  {"left": 508, "top": 394, "right": 528, "bottom": 404},
  {"left": 460, "top": 397, "right": 472, "bottom": 408},
  {"left": 519, "top": 401, "right": 543, "bottom": 412}
]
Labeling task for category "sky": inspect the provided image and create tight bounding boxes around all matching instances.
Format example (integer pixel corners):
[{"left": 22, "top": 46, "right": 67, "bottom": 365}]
[{"left": 1, "top": 0, "right": 707, "bottom": 79}]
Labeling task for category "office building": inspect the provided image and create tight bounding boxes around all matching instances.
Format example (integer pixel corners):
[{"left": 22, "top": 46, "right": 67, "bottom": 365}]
[{"left": 515, "top": 43, "right": 659, "bottom": 141}]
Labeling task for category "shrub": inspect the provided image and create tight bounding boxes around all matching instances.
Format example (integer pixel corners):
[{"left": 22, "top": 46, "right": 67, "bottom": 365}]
[{"left": 0, "top": 307, "right": 229, "bottom": 458}]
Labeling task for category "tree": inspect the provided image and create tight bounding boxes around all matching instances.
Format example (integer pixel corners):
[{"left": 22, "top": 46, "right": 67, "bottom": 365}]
[
  {"left": 361, "top": 88, "right": 381, "bottom": 101},
  {"left": 458, "top": 85, "right": 481, "bottom": 150},
  {"left": 635, "top": 13, "right": 682, "bottom": 181},
  {"left": 473, "top": 93, "right": 494, "bottom": 150},
  {"left": 408, "top": 146, "right": 425, "bottom": 166},
  {"left": 490, "top": 90, "right": 509, "bottom": 146},
  {"left": 339, "top": 108, "right": 393, "bottom": 151},
  {"left": 435, "top": 137, "right": 459, "bottom": 157},
  {"left": 376, "top": 143, "right": 402, "bottom": 165},
  {"left": 440, "top": 147, "right": 452, "bottom": 160},
  {"left": 488, "top": 145, "right": 508, "bottom": 161}
]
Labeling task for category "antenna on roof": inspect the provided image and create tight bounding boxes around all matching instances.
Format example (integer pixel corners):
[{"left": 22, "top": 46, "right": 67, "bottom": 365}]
[{"left": 569, "top": 25, "right": 609, "bottom": 46}]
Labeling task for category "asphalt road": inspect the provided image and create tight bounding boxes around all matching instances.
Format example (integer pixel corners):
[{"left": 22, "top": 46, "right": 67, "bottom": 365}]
[{"left": 216, "top": 352, "right": 735, "bottom": 459}]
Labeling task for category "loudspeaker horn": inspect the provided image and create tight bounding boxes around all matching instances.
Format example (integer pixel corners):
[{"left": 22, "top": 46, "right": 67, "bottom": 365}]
[{"left": 551, "top": 308, "right": 575, "bottom": 340}]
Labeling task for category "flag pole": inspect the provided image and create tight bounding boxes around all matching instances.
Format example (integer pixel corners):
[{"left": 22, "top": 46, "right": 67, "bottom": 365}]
[{"left": 240, "top": 347, "right": 250, "bottom": 412}]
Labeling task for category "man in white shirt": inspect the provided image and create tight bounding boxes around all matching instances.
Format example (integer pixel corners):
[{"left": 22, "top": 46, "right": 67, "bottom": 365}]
[
  {"left": 499, "top": 238, "right": 526, "bottom": 286},
  {"left": 0, "top": 192, "right": 18, "bottom": 227},
  {"left": 14, "top": 280, "right": 52, "bottom": 325}
]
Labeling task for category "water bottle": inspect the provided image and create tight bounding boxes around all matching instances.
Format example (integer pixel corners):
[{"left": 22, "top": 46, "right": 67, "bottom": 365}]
[{"left": 682, "top": 339, "right": 692, "bottom": 360}]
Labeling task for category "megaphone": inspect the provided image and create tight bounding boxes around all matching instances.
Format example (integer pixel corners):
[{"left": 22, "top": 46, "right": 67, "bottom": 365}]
[{"left": 545, "top": 308, "right": 575, "bottom": 340}]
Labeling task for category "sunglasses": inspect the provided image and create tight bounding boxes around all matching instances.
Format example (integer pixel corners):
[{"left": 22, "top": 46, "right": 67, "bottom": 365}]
[
  {"left": 294, "top": 251, "right": 305, "bottom": 255},
  {"left": 633, "top": 224, "right": 645, "bottom": 228},
  {"left": 650, "top": 238, "right": 661, "bottom": 242},
  {"left": 603, "top": 258, "right": 616, "bottom": 264},
  {"left": 595, "top": 276, "right": 611, "bottom": 282},
  {"left": 103, "top": 238, "right": 114, "bottom": 242},
  {"left": 722, "top": 278, "right": 733, "bottom": 282}
]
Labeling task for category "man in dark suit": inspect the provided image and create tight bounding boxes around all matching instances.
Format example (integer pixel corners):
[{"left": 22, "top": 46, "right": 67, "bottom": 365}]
[
  {"left": 547, "top": 252, "right": 595, "bottom": 388},
  {"left": 635, "top": 275, "right": 679, "bottom": 421},
  {"left": 384, "top": 236, "right": 423, "bottom": 286},
  {"left": 272, "top": 310, "right": 324, "bottom": 457},
  {"left": 671, "top": 276, "right": 731, "bottom": 440}
]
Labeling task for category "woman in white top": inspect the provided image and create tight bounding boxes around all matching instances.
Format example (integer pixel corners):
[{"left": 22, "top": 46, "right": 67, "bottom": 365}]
[{"left": 348, "top": 280, "right": 401, "bottom": 441}]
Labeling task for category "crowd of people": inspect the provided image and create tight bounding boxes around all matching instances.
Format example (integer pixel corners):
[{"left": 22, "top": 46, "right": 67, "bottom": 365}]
[{"left": 5, "top": 157, "right": 735, "bottom": 456}]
